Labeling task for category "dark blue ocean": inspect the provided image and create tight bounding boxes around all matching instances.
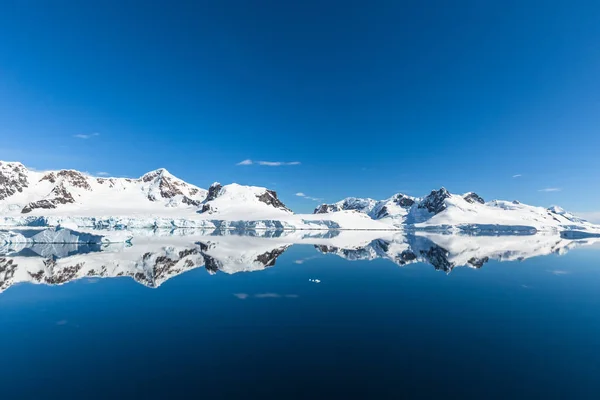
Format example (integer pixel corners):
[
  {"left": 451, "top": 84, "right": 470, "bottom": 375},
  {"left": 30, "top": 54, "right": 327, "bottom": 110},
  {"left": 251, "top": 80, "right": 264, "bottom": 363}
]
[{"left": 1, "top": 232, "right": 599, "bottom": 399}]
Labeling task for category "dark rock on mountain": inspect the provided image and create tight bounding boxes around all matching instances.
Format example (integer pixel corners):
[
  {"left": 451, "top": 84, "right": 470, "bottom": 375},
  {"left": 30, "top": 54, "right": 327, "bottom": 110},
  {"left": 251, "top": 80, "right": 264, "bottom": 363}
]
[
  {"left": 22, "top": 200, "right": 57, "bottom": 214},
  {"left": 0, "top": 162, "right": 29, "bottom": 201},
  {"left": 181, "top": 196, "right": 200, "bottom": 206},
  {"left": 57, "top": 170, "right": 91, "bottom": 191},
  {"left": 206, "top": 182, "right": 222, "bottom": 202},
  {"left": 314, "top": 204, "right": 334, "bottom": 214},
  {"left": 392, "top": 194, "right": 416, "bottom": 208},
  {"left": 418, "top": 188, "right": 451, "bottom": 214},
  {"left": 463, "top": 192, "right": 485, "bottom": 204},
  {"left": 375, "top": 206, "right": 390, "bottom": 219},
  {"left": 256, "top": 190, "right": 291, "bottom": 212}
]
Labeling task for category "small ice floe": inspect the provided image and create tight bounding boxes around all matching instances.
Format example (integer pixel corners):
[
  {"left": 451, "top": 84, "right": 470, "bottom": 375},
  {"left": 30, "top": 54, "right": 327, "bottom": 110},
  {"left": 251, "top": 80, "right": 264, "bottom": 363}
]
[{"left": 308, "top": 279, "right": 321, "bottom": 284}]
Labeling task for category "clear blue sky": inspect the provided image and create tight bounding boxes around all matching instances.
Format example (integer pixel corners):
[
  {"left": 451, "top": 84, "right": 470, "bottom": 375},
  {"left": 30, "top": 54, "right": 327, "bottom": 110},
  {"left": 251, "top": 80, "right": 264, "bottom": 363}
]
[{"left": 0, "top": 0, "right": 599, "bottom": 215}]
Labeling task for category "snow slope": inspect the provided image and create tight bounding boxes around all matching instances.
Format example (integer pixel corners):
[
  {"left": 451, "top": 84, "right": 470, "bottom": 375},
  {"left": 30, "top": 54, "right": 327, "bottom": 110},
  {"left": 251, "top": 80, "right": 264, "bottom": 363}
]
[
  {"left": 0, "top": 161, "right": 207, "bottom": 216},
  {"left": 314, "top": 187, "right": 600, "bottom": 233}
]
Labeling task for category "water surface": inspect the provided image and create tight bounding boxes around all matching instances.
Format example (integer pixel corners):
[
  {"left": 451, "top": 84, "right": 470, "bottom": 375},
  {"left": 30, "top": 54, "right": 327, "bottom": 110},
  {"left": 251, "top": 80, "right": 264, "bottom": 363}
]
[{"left": 1, "top": 231, "right": 599, "bottom": 399}]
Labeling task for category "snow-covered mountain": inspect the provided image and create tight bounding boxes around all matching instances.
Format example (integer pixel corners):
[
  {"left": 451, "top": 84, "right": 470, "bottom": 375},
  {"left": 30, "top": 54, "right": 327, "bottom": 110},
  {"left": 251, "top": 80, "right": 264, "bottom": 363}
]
[
  {"left": 199, "top": 182, "right": 292, "bottom": 218},
  {"left": 0, "top": 161, "right": 207, "bottom": 215},
  {"left": 1, "top": 161, "right": 599, "bottom": 234},
  {"left": 314, "top": 197, "right": 379, "bottom": 215},
  {"left": 314, "top": 187, "right": 599, "bottom": 233},
  {"left": 315, "top": 193, "right": 418, "bottom": 224}
]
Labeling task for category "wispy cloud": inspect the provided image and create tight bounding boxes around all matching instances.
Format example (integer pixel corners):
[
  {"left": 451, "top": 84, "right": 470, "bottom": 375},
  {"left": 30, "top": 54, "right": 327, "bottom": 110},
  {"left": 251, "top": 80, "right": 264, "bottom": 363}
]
[
  {"left": 296, "top": 192, "right": 323, "bottom": 202},
  {"left": 512, "top": 174, "right": 522, "bottom": 178},
  {"left": 236, "top": 159, "right": 301, "bottom": 166},
  {"left": 95, "top": 172, "right": 110, "bottom": 177},
  {"left": 538, "top": 188, "right": 562, "bottom": 192},
  {"left": 73, "top": 132, "right": 100, "bottom": 139}
]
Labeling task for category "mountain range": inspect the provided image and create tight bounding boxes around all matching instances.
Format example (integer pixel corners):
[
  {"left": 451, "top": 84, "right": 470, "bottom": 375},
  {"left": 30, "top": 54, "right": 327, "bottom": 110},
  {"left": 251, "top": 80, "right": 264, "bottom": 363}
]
[{"left": 1, "top": 160, "right": 598, "bottom": 234}]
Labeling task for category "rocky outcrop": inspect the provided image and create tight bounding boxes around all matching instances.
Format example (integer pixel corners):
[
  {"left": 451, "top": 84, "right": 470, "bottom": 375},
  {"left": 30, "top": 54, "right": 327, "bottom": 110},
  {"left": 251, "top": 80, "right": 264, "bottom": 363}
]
[
  {"left": 463, "top": 192, "right": 485, "bottom": 204},
  {"left": 21, "top": 200, "right": 57, "bottom": 214},
  {"left": 21, "top": 183, "right": 76, "bottom": 214},
  {"left": 418, "top": 188, "right": 451, "bottom": 214},
  {"left": 205, "top": 182, "right": 222, "bottom": 202},
  {"left": 0, "top": 162, "right": 29, "bottom": 201},
  {"left": 256, "top": 190, "right": 291, "bottom": 212}
]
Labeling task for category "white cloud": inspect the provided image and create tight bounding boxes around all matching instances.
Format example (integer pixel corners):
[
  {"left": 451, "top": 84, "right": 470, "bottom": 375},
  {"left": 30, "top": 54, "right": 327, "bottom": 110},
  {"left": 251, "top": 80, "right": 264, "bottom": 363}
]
[
  {"left": 233, "top": 293, "right": 249, "bottom": 300},
  {"left": 295, "top": 192, "right": 323, "bottom": 202},
  {"left": 95, "top": 171, "right": 110, "bottom": 177},
  {"left": 512, "top": 174, "right": 522, "bottom": 178},
  {"left": 73, "top": 133, "right": 100, "bottom": 139},
  {"left": 236, "top": 159, "right": 301, "bottom": 166},
  {"left": 549, "top": 270, "right": 570, "bottom": 275},
  {"left": 538, "top": 188, "right": 562, "bottom": 192},
  {"left": 236, "top": 159, "right": 253, "bottom": 166}
]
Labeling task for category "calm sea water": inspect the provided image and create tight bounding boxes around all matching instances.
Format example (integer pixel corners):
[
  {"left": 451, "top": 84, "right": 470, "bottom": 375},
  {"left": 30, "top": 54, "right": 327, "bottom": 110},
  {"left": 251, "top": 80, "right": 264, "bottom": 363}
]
[{"left": 1, "top": 232, "right": 600, "bottom": 399}]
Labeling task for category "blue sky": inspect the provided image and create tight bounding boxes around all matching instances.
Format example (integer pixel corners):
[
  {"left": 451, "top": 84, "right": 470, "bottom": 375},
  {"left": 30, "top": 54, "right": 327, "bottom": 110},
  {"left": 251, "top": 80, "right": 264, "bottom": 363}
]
[{"left": 0, "top": 1, "right": 599, "bottom": 215}]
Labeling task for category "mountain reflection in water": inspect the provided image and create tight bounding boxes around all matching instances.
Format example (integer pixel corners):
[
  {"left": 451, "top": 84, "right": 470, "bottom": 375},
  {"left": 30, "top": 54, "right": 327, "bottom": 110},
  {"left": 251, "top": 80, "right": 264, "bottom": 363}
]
[{"left": 1, "top": 229, "right": 597, "bottom": 292}]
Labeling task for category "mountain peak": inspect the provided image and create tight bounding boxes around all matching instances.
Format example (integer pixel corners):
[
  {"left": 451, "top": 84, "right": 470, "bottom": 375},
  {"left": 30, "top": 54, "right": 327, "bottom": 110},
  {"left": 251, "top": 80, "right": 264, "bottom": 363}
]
[
  {"left": 418, "top": 188, "right": 452, "bottom": 214},
  {"left": 141, "top": 168, "right": 173, "bottom": 181}
]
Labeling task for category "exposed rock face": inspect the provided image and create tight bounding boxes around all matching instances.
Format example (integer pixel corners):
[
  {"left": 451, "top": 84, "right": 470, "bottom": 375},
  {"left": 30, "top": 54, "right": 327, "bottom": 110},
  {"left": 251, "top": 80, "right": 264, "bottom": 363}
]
[
  {"left": 180, "top": 196, "right": 200, "bottom": 207},
  {"left": 21, "top": 200, "right": 57, "bottom": 214},
  {"left": 256, "top": 190, "right": 291, "bottom": 212},
  {"left": 56, "top": 170, "right": 91, "bottom": 191},
  {"left": 392, "top": 194, "right": 416, "bottom": 208},
  {"left": 463, "top": 192, "right": 485, "bottom": 204},
  {"left": 206, "top": 182, "right": 222, "bottom": 202},
  {"left": 314, "top": 204, "right": 337, "bottom": 214},
  {"left": 143, "top": 169, "right": 191, "bottom": 201},
  {"left": 418, "top": 188, "right": 451, "bottom": 214},
  {"left": 21, "top": 183, "right": 76, "bottom": 214},
  {"left": 0, "top": 162, "right": 29, "bottom": 201}
]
